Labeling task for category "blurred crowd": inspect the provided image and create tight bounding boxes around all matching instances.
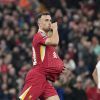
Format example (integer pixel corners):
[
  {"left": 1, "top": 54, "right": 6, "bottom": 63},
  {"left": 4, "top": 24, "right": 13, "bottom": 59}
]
[{"left": 0, "top": 0, "right": 100, "bottom": 100}]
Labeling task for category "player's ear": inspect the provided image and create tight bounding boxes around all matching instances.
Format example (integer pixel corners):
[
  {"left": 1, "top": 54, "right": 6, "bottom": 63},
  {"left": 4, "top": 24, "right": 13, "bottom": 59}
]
[{"left": 37, "top": 19, "right": 41, "bottom": 26}]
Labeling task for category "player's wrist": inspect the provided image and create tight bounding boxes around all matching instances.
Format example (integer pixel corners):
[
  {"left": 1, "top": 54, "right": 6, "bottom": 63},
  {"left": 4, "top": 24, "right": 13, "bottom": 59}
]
[{"left": 52, "top": 28, "right": 58, "bottom": 32}]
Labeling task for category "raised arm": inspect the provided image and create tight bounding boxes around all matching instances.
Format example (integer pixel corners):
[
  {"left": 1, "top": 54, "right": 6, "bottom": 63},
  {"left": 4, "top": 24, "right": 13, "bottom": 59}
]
[{"left": 45, "top": 22, "right": 59, "bottom": 46}]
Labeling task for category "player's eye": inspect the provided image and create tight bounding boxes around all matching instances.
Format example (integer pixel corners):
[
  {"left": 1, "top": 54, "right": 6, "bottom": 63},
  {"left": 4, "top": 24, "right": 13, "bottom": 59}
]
[
  {"left": 45, "top": 19, "right": 49, "bottom": 21},
  {"left": 50, "top": 20, "right": 52, "bottom": 22},
  {"left": 45, "top": 19, "right": 52, "bottom": 22}
]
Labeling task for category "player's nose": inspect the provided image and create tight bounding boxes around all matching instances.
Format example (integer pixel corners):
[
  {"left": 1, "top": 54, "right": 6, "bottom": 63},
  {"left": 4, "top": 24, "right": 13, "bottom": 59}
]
[{"left": 48, "top": 23, "right": 51, "bottom": 27}]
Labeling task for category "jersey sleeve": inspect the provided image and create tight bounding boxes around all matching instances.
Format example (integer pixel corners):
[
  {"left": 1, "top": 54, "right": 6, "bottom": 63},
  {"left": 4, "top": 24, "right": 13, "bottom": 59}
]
[{"left": 39, "top": 36, "right": 48, "bottom": 45}]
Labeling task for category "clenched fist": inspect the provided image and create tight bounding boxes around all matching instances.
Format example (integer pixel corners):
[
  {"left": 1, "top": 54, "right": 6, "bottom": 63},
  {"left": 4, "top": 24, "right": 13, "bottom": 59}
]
[{"left": 51, "top": 22, "right": 58, "bottom": 30}]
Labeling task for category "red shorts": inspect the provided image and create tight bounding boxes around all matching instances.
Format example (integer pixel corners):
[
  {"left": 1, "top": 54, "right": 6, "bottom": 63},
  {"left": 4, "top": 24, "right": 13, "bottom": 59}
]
[{"left": 19, "top": 68, "right": 57, "bottom": 100}]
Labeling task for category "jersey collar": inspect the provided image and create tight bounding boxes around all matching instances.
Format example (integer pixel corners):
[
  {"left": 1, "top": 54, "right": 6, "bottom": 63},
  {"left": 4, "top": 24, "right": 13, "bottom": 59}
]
[{"left": 38, "top": 29, "right": 46, "bottom": 37}]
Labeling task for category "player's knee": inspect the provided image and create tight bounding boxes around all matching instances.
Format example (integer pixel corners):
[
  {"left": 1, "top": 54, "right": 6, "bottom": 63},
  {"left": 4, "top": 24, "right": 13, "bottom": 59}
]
[{"left": 46, "top": 95, "right": 60, "bottom": 100}]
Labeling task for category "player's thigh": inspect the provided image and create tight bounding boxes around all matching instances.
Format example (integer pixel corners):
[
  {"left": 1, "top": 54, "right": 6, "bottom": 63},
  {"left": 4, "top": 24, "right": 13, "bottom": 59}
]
[
  {"left": 19, "top": 80, "right": 45, "bottom": 100},
  {"left": 46, "top": 95, "right": 60, "bottom": 100},
  {"left": 40, "top": 81, "right": 59, "bottom": 100},
  {"left": 19, "top": 70, "right": 46, "bottom": 100}
]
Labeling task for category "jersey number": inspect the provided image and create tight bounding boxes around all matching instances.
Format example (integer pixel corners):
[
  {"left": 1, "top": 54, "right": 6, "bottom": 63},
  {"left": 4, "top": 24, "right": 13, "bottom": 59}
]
[{"left": 32, "top": 47, "right": 37, "bottom": 65}]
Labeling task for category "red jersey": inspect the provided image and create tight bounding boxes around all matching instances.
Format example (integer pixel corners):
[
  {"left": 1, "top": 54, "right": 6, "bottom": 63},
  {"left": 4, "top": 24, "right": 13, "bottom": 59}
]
[
  {"left": 32, "top": 30, "right": 64, "bottom": 81},
  {"left": 86, "top": 87, "right": 100, "bottom": 100}
]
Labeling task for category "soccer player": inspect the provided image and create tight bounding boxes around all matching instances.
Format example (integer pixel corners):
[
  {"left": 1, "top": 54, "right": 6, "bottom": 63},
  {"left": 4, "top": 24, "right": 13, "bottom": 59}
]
[
  {"left": 92, "top": 58, "right": 100, "bottom": 91},
  {"left": 19, "top": 12, "right": 64, "bottom": 100}
]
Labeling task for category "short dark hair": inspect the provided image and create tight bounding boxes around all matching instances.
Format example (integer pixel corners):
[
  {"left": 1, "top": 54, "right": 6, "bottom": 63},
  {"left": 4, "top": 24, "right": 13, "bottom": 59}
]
[{"left": 36, "top": 12, "right": 51, "bottom": 23}]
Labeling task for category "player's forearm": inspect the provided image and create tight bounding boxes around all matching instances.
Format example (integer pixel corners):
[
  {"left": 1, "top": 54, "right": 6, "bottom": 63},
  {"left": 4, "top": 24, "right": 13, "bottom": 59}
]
[
  {"left": 46, "top": 29, "right": 59, "bottom": 45},
  {"left": 51, "top": 28, "right": 59, "bottom": 45}
]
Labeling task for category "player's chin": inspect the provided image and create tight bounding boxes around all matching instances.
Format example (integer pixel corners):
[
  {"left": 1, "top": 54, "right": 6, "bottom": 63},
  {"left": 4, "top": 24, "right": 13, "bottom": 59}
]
[{"left": 46, "top": 28, "right": 51, "bottom": 32}]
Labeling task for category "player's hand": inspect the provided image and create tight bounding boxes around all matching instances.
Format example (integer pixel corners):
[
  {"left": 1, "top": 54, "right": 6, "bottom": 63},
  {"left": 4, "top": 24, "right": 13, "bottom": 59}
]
[{"left": 51, "top": 22, "right": 58, "bottom": 30}]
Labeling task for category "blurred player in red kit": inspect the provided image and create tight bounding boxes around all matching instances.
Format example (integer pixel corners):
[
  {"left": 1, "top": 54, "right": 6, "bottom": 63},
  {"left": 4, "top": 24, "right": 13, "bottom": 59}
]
[
  {"left": 19, "top": 12, "right": 64, "bottom": 100},
  {"left": 92, "top": 58, "right": 100, "bottom": 93}
]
